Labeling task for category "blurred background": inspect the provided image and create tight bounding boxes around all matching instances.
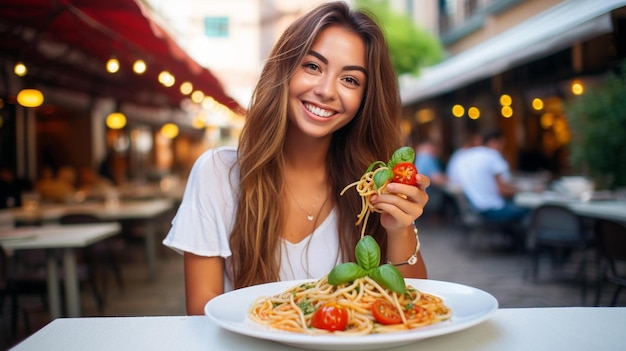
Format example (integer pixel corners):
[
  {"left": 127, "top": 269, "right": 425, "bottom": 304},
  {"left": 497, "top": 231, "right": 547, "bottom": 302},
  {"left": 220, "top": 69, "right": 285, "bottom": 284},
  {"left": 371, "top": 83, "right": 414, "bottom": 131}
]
[{"left": 1, "top": 0, "right": 626, "bottom": 348}]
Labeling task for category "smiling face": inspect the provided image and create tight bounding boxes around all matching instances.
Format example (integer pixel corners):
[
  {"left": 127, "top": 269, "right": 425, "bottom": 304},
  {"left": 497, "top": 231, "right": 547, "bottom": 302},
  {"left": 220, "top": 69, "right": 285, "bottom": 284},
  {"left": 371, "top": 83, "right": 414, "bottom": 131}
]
[{"left": 287, "top": 25, "right": 367, "bottom": 139}]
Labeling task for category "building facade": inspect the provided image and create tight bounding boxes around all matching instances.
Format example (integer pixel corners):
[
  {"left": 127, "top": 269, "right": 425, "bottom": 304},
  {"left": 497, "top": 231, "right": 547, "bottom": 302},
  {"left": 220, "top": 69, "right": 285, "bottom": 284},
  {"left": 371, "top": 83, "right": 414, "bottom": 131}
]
[{"left": 401, "top": 0, "right": 626, "bottom": 178}]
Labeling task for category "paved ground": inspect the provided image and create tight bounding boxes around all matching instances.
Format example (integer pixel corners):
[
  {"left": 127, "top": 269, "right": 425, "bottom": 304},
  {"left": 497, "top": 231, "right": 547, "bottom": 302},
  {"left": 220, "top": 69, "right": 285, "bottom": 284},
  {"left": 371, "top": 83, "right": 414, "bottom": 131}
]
[{"left": 2, "top": 219, "right": 623, "bottom": 349}]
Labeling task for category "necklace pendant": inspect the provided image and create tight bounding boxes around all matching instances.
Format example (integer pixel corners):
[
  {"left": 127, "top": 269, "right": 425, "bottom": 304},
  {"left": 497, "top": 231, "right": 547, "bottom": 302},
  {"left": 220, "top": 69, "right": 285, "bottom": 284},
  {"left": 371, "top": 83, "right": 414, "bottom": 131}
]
[{"left": 307, "top": 214, "right": 314, "bottom": 221}]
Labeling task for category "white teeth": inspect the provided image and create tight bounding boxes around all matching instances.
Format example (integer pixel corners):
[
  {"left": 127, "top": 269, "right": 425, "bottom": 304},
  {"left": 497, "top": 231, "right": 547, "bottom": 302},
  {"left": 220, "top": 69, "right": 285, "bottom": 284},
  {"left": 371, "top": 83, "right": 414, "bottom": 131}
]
[{"left": 304, "top": 103, "right": 334, "bottom": 117}]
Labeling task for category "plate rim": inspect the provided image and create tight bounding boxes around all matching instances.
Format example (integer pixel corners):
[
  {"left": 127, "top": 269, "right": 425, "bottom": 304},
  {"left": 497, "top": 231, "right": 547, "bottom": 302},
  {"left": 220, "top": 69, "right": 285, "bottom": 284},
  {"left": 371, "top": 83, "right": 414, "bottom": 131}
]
[{"left": 205, "top": 278, "right": 498, "bottom": 348}]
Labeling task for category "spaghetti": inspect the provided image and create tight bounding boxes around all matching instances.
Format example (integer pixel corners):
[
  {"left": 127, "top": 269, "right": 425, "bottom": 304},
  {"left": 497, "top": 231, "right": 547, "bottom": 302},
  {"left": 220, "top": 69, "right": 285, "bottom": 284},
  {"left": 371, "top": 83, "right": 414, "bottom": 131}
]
[
  {"left": 248, "top": 275, "right": 451, "bottom": 335},
  {"left": 340, "top": 167, "right": 390, "bottom": 238}
]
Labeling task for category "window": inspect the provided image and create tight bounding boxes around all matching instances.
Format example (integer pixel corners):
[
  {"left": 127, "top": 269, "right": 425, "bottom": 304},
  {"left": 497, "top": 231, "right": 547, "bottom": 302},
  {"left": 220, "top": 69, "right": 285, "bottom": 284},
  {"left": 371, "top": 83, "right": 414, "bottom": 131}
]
[{"left": 204, "top": 17, "right": 229, "bottom": 38}]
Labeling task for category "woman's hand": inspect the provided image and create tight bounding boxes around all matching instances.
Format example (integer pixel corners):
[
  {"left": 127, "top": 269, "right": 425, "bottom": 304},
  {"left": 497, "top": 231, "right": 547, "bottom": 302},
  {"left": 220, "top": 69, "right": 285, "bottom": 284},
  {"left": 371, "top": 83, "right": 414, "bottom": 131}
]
[{"left": 369, "top": 174, "right": 430, "bottom": 233}]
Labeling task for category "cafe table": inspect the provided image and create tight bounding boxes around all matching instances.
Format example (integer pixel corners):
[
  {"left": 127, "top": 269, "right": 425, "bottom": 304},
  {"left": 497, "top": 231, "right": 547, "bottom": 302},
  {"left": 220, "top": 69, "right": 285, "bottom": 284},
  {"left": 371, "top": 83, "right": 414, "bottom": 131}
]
[
  {"left": 9, "top": 307, "right": 625, "bottom": 350},
  {"left": 3, "top": 198, "right": 175, "bottom": 280},
  {"left": 514, "top": 191, "right": 626, "bottom": 223},
  {"left": 0, "top": 223, "right": 121, "bottom": 318}
]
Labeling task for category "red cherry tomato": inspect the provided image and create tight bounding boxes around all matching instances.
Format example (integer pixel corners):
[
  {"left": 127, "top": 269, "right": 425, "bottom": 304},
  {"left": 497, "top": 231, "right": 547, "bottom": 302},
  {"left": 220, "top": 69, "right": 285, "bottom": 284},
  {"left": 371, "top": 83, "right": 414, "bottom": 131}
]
[
  {"left": 391, "top": 162, "right": 418, "bottom": 186},
  {"left": 311, "top": 303, "right": 349, "bottom": 331},
  {"left": 371, "top": 299, "right": 402, "bottom": 325}
]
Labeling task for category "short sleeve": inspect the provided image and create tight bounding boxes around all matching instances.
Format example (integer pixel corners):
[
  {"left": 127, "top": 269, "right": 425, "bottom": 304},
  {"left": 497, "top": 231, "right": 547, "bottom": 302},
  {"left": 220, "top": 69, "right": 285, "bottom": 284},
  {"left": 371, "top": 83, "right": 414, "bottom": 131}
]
[{"left": 162, "top": 147, "right": 238, "bottom": 258}]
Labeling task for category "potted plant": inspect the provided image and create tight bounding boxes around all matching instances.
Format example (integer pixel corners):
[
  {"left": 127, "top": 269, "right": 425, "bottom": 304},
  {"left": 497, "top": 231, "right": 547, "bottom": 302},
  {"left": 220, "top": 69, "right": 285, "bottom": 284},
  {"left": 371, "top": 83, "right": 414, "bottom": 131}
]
[{"left": 565, "top": 60, "right": 626, "bottom": 189}]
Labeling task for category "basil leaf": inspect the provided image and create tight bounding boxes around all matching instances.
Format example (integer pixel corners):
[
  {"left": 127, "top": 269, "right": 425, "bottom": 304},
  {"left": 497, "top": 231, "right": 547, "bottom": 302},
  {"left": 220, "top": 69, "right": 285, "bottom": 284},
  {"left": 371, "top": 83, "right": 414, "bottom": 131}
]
[
  {"left": 328, "top": 262, "right": 367, "bottom": 285},
  {"left": 355, "top": 235, "right": 380, "bottom": 270},
  {"left": 373, "top": 168, "right": 393, "bottom": 190},
  {"left": 365, "top": 161, "right": 386, "bottom": 173},
  {"left": 388, "top": 146, "right": 415, "bottom": 168},
  {"left": 369, "top": 264, "right": 406, "bottom": 294}
]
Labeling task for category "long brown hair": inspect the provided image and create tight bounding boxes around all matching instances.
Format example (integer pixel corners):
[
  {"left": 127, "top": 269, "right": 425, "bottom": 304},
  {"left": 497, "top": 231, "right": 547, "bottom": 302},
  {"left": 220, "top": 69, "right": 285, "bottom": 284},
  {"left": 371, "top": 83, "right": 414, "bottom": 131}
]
[{"left": 230, "top": 1, "right": 403, "bottom": 289}]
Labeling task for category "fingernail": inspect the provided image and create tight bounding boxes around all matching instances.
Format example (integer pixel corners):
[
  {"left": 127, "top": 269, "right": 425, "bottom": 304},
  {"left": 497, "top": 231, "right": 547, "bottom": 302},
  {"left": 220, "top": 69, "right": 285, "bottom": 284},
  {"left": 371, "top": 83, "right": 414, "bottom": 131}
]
[{"left": 386, "top": 183, "right": 396, "bottom": 191}]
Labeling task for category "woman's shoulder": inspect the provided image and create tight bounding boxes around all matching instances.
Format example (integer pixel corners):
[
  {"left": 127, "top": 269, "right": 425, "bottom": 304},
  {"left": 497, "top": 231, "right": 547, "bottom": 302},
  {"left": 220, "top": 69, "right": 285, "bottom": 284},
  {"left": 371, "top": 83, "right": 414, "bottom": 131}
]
[{"left": 194, "top": 146, "right": 238, "bottom": 170}]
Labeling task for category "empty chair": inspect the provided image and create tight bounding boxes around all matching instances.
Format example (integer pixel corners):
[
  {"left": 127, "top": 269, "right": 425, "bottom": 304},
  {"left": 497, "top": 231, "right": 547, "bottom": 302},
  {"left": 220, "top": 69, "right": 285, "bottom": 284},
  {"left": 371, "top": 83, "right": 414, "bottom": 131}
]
[
  {"left": 593, "top": 219, "right": 626, "bottom": 306},
  {"left": 448, "top": 188, "right": 524, "bottom": 250},
  {"left": 526, "top": 204, "right": 593, "bottom": 303}
]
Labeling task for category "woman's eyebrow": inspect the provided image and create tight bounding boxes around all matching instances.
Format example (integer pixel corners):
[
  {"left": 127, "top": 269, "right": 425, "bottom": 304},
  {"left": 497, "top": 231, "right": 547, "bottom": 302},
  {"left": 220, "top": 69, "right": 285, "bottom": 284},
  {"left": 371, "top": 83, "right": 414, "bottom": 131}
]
[{"left": 308, "top": 50, "right": 367, "bottom": 75}]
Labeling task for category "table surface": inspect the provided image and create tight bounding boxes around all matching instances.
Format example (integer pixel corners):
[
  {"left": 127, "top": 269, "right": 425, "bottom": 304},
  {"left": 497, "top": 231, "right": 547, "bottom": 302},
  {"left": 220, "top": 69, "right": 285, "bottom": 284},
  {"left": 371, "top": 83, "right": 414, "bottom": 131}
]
[
  {"left": 0, "top": 222, "right": 122, "bottom": 250},
  {"left": 515, "top": 191, "right": 626, "bottom": 222},
  {"left": 9, "top": 307, "right": 625, "bottom": 351},
  {"left": 2, "top": 198, "right": 174, "bottom": 223}
]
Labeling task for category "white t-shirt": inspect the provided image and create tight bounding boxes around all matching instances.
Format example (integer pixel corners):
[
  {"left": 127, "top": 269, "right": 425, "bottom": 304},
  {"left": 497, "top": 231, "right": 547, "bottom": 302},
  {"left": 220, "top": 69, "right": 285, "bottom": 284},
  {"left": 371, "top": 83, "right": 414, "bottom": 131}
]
[
  {"left": 162, "top": 146, "right": 341, "bottom": 292},
  {"left": 452, "top": 146, "right": 511, "bottom": 211}
]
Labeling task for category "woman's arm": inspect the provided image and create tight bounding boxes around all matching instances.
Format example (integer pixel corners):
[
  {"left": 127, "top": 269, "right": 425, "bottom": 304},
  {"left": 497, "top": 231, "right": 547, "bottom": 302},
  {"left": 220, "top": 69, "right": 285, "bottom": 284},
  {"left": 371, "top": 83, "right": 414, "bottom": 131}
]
[{"left": 183, "top": 252, "right": 225, "bottom": 315}]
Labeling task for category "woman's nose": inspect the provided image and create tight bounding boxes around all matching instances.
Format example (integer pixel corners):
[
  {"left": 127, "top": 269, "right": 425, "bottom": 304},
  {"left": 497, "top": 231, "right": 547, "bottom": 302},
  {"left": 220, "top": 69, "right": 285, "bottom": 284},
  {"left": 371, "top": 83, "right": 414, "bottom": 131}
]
[{"left": 313, "top": 75, "right": 337, "bottom": 101}]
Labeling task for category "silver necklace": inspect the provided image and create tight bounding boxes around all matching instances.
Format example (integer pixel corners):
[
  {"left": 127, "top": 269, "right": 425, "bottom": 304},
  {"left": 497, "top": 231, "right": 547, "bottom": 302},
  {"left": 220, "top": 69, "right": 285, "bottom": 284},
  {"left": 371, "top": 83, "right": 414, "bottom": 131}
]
[{"left": 288, "top": 189, "right": 322, "bottom": 221}]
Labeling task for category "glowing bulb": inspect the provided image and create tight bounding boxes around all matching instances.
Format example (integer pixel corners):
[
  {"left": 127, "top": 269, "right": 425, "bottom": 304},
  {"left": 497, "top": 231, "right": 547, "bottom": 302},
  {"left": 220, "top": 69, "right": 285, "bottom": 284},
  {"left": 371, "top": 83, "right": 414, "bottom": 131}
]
[
  {"left": 106, "top": 112, "right": 127, "bottom": 129},
  {"left": 158, "top": 71, "right": 175, "bottom": 87},
  {"left": 133, "top": 59, "right": 146, "bottom": 74},
  {"left": 571, "top": 81, "right": 584, "bottom": 95},
  {"left": 191, "top": 90, "right": 205, "bottom": 103},
  {"left": 161, "top": 123, "right": 179, "bottom": 139},
  {"left": 17, "top": 89, "right": 44, "bottom": 107},
  {"left": 532, "top": 98, "right": 544, "bottom": 110},
  {"left": 501, "top": 106, "right": 513, "bottom": 118},
  {"left": 106, "top": 58, "right": 120, "bottom": 73},
  {"left": 180, "top": 82, "right": 193, "bottom": 95},
  {"left": 451, "top": 104, "right": 465, "bottom": 118},
  {"left": 14, "top": 62, "right": 27, "bottom": 77},
  {"left": 468, "top": 107, "right": 480, "bottom": 120},
  {"left": 499, "top": 94, "right": 512, "bottom": 106}
]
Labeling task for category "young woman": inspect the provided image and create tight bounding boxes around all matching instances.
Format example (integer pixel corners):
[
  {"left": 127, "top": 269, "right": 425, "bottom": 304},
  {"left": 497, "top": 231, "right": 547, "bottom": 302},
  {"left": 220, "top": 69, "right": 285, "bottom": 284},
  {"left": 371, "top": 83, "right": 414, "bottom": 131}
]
[{"left": 163, "top": 1, "right": 431, "bottom": 315}]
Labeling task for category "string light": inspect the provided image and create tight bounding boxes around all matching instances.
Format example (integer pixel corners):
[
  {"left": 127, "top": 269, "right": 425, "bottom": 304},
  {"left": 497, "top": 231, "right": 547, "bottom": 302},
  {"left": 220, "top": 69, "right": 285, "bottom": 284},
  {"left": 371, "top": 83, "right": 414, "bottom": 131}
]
[
  {"left": 133, "top": 59, "right": 146, "bottom": 74},
  {"left": 161, "top": 123, "right": 179, "bottom": 138},
  {"left": 499, "top": 94, "right": 512, "bottom": 106},
  {"left": 571, "top": 81, "right": 584, "bottom": 95},
  {"left": 14, "top": 62, "right": 27, "bottom": 77},
  {"left": 468, "top": 107, "right": 480, "bottom": 120},
  {"left": 180, "top": 82, "right": 193, "bottom": 95},
  {"left": 158, "top": 71, "right": 175, "bottom": 87},
  {"left": 532, "top": 98, "right": 544, "bottom": 110},
  {"left": 501, "top": 105, "right": 513, "bottom": 118},
  {"left": 106, "top": 57, "right": 120, "bottom": 73},
  {"left": 452, "top": 104, "right": 465, "bottom": 118}
]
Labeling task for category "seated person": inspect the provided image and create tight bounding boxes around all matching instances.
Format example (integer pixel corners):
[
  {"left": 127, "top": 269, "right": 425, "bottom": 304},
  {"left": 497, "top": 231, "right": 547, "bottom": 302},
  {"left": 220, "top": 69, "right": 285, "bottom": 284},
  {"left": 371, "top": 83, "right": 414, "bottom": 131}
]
[
  {"left": 36, "top": 166, "right": 76, "bottom": 203},
  {"left": 452, "top": 129, "right": 529, "bottom": 224},
  {"left": 414, "top": 140, "right": 448, "bottom": 215}
]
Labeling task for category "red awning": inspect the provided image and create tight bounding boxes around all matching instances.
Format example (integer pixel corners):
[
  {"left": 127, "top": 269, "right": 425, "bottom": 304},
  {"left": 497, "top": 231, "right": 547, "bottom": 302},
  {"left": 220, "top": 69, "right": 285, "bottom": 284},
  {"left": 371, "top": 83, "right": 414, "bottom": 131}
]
[{"left": 0, "top": 0, "right": 242, "bottom": 112}]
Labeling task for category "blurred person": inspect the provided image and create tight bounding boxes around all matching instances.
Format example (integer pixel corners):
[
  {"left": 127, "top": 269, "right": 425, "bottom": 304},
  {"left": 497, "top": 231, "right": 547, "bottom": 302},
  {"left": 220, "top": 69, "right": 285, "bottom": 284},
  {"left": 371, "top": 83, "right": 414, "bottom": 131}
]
[
  {"left": 36, "top": 165, "right": 76, "bottom": 203},
  {"left": 453, "top": 129, "right": 529, "bottom": 223},
  {"left": 78, "top": 167, "right": 114, "bottom": 198},
  {"left": 163, "top": 2, "right": 432, "bottom": 315},
  {"left": 414, "top": 140, "right": 448, "bottom": 216},
  {"left": 415, "top": 140, "right": 446, "bottom": 186},
  {"left": 446, "top": 130, "right": 482, "bottom": 188}
]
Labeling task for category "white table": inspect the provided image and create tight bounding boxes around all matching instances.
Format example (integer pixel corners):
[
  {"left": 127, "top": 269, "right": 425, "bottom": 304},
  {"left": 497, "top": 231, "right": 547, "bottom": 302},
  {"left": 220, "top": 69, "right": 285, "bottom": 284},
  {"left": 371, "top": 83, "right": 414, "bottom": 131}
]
[
  {"left": 515, "top": 192, "right": 626, "bottom": 223},
  {"left": 3, "top": 198, "right": 175, "bottom": 280},
  {"left": 1, "top": 223, "right": 121, "bottom": 318},
  {"left": 9, "top": 308, "right": 625, "bottom": 350}
]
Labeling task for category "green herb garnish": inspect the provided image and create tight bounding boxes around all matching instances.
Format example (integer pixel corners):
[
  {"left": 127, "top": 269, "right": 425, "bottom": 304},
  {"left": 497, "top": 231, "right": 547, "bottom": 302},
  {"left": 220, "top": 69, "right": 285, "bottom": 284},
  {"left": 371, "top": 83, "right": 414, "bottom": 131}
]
[{"left": 328, "top": 235, "right": 406, "bottom": 294}]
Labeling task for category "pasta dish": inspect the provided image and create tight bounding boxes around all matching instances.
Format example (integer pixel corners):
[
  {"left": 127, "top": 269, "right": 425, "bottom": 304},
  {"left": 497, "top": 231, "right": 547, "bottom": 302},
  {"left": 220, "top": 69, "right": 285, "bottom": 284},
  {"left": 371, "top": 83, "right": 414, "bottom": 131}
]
[{"left": 248, "top": 275, "right": 451, "bottom": 335}]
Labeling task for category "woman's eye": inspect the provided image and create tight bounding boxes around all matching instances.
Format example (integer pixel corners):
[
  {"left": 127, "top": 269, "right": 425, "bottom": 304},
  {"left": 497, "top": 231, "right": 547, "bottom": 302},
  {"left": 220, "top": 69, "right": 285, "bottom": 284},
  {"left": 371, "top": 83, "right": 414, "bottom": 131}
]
[
  {"left": 303, "top": 62, "right": 320, "bottom": 71},
  {"left": 344, "top": 76, "right": 361, "bottom": 87}
]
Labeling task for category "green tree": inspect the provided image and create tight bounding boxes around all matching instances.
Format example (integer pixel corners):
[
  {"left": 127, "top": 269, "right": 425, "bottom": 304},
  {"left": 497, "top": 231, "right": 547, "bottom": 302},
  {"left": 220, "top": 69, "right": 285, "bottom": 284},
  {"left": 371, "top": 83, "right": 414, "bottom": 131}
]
[
  {"left": 355, "top": 0, "right": 443, "bottom": 76},
  {"left": 566, "top": 60, "right": 626, "bottom": 188}
]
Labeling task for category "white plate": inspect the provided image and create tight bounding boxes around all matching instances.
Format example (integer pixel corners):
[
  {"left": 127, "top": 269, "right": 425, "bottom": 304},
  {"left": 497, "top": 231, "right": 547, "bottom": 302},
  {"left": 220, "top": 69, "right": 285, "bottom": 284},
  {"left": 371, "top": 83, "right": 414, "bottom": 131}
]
[{"left": 205, "top": 279, "right": 498, "bottom": 350}]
